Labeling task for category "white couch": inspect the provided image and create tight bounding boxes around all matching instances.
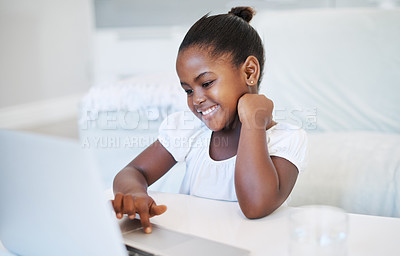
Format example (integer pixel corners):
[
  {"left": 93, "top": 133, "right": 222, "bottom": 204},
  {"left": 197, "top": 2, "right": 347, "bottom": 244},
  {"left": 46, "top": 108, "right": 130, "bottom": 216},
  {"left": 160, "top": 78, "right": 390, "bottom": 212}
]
[{"left": 79, "top": 8, "right": 400, "bottom": 218}]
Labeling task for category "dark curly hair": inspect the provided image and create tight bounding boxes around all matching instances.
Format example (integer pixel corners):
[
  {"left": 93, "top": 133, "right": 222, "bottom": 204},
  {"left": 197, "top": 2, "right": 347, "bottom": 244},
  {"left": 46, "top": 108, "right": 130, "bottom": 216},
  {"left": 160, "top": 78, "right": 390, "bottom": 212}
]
[{"left": 178, "top": 7, "right": 265, "bottom": 87}]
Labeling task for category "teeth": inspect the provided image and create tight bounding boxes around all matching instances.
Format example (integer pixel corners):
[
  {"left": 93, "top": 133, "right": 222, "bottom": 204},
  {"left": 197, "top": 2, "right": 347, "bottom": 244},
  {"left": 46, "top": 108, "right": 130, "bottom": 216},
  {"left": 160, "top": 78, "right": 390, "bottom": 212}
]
[{"left": 202, "top": 105, "right": 218, "bottom": 115}]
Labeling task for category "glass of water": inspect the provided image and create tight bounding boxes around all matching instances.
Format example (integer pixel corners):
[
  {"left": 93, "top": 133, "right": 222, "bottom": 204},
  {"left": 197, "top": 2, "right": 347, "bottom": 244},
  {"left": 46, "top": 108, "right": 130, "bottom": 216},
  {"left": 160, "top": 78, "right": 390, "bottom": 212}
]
[{"left": 288, "top": 205, "right": 348, "bottom": 256}]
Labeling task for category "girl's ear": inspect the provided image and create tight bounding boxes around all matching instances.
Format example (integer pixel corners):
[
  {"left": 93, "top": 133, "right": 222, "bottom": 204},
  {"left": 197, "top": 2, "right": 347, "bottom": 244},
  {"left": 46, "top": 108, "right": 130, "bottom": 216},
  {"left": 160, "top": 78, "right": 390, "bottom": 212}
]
[{"left": 242, "top": 56, "right": 260, "bottom": 87}]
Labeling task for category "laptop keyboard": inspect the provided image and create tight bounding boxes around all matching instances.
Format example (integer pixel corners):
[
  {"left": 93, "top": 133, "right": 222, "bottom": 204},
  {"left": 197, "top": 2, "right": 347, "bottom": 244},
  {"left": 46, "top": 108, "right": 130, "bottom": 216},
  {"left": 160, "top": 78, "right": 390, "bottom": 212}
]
[{"left": 126, "top": 244, "right": 155, "bottom": 256}]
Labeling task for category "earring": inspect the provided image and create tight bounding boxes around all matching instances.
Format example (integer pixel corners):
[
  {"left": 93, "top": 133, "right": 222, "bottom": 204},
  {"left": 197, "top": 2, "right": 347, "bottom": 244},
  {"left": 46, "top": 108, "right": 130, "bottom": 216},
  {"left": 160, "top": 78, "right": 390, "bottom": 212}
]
[{"left": 250, "top": 81, "right": 254, "bottom": 84}]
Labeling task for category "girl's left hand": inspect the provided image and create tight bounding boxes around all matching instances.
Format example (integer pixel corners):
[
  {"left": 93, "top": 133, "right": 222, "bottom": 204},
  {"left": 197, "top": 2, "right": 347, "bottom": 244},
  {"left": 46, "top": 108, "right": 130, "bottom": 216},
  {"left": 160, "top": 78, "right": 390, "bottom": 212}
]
[{"left": 237, "top": 94, "right": 274, "bottom": 129}]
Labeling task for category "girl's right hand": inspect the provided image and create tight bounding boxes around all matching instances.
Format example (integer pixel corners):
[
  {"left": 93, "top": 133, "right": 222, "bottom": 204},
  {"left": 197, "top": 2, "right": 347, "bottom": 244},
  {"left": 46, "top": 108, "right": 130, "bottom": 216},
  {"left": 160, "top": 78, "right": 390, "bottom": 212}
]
[
  {"left": 111, "top": 192, "right": 167, "bottom": 233},
  {"left": 237, "top": 93, "right": 274, "bottom": 129}
]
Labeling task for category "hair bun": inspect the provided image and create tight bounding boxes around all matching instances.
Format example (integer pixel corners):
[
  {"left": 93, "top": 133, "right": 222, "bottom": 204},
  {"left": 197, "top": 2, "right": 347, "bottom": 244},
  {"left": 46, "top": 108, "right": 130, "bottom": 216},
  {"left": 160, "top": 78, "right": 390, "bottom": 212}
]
[{"left": 228, "top": 6, "right": 255, "bottom": 23}]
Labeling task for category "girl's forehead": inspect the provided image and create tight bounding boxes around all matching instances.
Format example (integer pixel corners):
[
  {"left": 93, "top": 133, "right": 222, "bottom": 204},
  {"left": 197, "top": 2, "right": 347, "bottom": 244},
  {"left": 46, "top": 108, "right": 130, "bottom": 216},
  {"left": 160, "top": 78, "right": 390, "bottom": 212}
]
[{"left": 177, "top": 47, "right": 233, "bottom": 68}]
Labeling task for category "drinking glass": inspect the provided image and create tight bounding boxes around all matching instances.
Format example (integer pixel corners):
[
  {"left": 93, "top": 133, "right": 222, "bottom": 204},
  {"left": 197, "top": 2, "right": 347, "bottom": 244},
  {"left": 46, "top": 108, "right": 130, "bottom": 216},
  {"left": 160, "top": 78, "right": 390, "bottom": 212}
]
[{"left": 288, "top": 205, "right": 348, "bottom": 256}]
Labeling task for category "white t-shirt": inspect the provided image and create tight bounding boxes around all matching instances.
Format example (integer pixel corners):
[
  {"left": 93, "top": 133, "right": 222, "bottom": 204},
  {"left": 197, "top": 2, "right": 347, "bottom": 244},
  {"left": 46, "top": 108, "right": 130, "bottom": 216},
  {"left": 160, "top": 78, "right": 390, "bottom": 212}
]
[{"left": 158, "top": 111, "right": 308, "bottom": 202}]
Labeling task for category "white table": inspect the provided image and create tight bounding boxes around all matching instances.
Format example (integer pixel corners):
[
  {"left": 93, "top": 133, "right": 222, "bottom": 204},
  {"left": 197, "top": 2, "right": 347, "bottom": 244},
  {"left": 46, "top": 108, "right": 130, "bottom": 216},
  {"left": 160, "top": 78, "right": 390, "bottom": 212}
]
[
  {"left": 145, "top": 191, "right": 400, "bottom": 256},
  {"left": 1, "top": 191, "right": 399, "bottom": 256}
]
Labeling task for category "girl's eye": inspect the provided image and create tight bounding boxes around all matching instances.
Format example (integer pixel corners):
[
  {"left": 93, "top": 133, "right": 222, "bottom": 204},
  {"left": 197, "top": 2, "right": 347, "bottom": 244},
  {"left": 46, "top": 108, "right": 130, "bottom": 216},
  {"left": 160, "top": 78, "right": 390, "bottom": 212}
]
[
  {"left": 202, "top": 81, "right": 214, "bottom": 88},
  {"left": 185, "top": 89, "right": 193, "bottom": 95}
]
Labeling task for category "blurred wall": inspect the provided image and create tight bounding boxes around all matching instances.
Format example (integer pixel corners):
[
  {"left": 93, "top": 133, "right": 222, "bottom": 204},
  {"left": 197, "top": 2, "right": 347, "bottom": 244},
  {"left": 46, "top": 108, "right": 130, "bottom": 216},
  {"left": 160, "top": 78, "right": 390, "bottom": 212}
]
[
  {"left": 0, "top": 0, "right": 397, "bottom": 128},
  {"left": 0, "top": 0, "right": 93, "bottom": 109},
  {"left": 91, "top": 0, "right": 398, "bottom": 85},
  {"left": 93, "top": 0, "right": 397, "bottom": 29}
]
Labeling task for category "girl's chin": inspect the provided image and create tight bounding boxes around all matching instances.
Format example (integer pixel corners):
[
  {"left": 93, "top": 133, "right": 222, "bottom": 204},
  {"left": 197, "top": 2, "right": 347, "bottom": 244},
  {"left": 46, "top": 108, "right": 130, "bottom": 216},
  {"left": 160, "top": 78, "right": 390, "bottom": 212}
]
[
  {"left": 198, "top": 114, "right": 239, "bottom": 131},
  {"left": 200, "top": 118, "right": 220, "bottom": 132},
  {"left": 192, "top": 111, "right": 221, "bottom": 130},
  {"left": 203, "top": 119, "right": 227, "bottom": 132},
  {"left": 192, "top": 109, "right": 237, "bottom": 131},
  {"left": 206, "top": 125, "right": 223, "bottom": 132}
]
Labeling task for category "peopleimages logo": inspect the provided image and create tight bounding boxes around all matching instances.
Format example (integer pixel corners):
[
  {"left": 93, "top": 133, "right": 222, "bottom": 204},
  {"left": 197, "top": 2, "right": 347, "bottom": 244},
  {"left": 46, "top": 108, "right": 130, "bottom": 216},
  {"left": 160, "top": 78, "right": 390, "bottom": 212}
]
[
  {"left": 80, "top": 106, "right": 317, "bottom": 149},
  {"left": 273, "top": 107, "right": 318, "bottom": 131},
  {"left": 80, "top": 106, "right": 317, "bottom": 131},
  {"left": 79, "top": 107, "right": 177, "bottom": 130}
]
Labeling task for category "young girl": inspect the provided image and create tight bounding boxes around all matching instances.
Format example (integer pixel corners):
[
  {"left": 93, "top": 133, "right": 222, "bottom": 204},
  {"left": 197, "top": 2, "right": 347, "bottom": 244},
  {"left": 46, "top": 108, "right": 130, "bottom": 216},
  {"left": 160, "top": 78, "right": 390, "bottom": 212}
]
[{"left": 112, "top": 6, "right": 308, "bottom": 233}]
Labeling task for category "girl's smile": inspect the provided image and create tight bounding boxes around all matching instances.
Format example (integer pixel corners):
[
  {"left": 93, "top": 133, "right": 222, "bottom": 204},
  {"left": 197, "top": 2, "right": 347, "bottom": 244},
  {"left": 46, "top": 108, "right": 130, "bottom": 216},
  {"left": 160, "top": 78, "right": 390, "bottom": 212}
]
[
  {"left": 197, "top": 104, "right": 220, "bottom": 118},
  {"left": 176, "top": 47, "right": 249, "bottom": 131}
]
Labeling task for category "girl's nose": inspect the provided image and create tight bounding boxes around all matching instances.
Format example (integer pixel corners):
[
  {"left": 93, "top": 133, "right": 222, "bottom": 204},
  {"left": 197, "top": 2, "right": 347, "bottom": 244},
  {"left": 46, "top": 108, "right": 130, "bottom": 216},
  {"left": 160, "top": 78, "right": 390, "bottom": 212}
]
[{"left": 193, "top": 92, "right": 206, "bottom": 106}]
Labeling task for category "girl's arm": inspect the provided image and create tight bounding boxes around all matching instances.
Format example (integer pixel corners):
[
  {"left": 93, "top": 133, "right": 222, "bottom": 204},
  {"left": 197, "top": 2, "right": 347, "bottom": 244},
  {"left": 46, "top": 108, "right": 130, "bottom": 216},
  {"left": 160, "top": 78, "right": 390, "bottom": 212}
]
[
  {"left": 235, "top": 94, "right": 298, "bottom": 219},
  {"left": 112, "top": 140, "right": 176, "bottom": 233}
]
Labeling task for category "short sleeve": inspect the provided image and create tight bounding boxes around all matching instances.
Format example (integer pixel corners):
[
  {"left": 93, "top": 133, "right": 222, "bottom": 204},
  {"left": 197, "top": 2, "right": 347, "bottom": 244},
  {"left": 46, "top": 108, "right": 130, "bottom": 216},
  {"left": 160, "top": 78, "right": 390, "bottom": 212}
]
[
  {"left": 267, "top": 123, "right": 308, "bottom": 172},
  {"left": 158, "top": 111, "right": 204, "bottom": 162}
]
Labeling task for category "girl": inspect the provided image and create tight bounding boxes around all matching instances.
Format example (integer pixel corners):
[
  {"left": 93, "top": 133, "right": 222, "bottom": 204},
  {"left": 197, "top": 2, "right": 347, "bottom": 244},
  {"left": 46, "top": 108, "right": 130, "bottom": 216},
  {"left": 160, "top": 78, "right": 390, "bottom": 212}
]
[{"left": 112, "top": 6, "right": 308, "bottom": 233}]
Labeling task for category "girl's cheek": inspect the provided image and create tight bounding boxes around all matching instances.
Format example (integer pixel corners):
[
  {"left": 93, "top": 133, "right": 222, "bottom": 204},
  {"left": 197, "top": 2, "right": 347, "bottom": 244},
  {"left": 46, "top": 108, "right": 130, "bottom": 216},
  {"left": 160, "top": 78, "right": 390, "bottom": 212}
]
[{"left": 187, "top": 99, "right": 196, "bottom": 112}]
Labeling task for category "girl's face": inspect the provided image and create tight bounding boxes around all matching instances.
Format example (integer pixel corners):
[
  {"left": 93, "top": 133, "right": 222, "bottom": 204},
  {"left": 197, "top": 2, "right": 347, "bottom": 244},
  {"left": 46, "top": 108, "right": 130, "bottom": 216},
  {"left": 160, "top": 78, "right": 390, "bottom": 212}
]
[{"left": 176, "top": 47, "right": 250, "bottom": 131}]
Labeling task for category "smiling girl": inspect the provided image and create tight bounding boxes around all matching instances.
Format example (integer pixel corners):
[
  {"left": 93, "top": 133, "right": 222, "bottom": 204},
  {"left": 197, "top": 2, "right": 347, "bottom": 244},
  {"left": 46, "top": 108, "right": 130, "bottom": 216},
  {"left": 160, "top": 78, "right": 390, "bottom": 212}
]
[{"left": 112, "top": 6, "right": 308, "bottom": 233}]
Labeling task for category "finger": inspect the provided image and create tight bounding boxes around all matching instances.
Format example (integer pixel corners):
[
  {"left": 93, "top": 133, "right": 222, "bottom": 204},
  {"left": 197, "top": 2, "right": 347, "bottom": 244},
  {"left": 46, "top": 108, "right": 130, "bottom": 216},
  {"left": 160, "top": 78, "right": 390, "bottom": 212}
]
[
  {"left": 139, "top": 213, "right": 152, "bottom": 234},
  {"left": 123, "top": 194, "right": 136, "bottom": 219},
  {"left": 134, "top": 198, "right": 153, "bottom": 233},
  {"left": 149, "top": 202, "right": 167, "bottom": 217},
  {"left": 113, "top": 193, "right": 124, "bottom": 219}
]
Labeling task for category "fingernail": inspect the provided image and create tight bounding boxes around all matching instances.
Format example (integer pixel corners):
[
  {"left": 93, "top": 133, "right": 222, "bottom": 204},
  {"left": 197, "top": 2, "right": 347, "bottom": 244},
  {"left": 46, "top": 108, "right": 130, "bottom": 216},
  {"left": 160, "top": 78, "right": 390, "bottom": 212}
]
[
  {"left": 117, "top": 213, "right": 122, "bottom": 218},
  {"left": 144, "top": 227, "right": 151, "bottom": 234}
]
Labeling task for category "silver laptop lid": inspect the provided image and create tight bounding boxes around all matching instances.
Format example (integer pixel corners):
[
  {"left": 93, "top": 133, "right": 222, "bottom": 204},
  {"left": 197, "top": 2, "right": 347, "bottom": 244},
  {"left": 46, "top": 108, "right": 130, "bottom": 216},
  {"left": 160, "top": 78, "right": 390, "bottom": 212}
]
[{"left": 0, "top": 130, "right": 127, "bottom": 256}]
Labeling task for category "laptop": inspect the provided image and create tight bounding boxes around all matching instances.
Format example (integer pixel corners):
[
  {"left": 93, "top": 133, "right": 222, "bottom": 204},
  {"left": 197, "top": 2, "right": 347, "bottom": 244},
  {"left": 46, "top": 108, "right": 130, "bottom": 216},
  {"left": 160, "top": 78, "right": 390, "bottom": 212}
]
[{"left": 0, "top": 129, "right": 250, "bottom": 256}]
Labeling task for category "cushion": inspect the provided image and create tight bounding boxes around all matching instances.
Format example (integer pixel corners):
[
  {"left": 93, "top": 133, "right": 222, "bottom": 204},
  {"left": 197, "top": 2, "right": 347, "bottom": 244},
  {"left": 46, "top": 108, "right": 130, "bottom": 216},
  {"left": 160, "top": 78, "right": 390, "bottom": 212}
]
[
  {"left": 289, "top": 131, "right": 400, "bottom": 217},
  {"left": 252, "top": 8, "right": 400, "bottom": 133}
]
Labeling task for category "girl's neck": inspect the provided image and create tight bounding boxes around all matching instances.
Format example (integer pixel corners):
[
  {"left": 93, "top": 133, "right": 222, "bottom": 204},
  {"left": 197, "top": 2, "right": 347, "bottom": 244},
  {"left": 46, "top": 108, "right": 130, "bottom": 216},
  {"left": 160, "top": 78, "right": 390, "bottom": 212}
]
[
  {"left": 209, "top": 118, "right": 242, "bottom": 161},
  {"left": 209, "top": 116, "right": 277, "bottom": 161}
]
